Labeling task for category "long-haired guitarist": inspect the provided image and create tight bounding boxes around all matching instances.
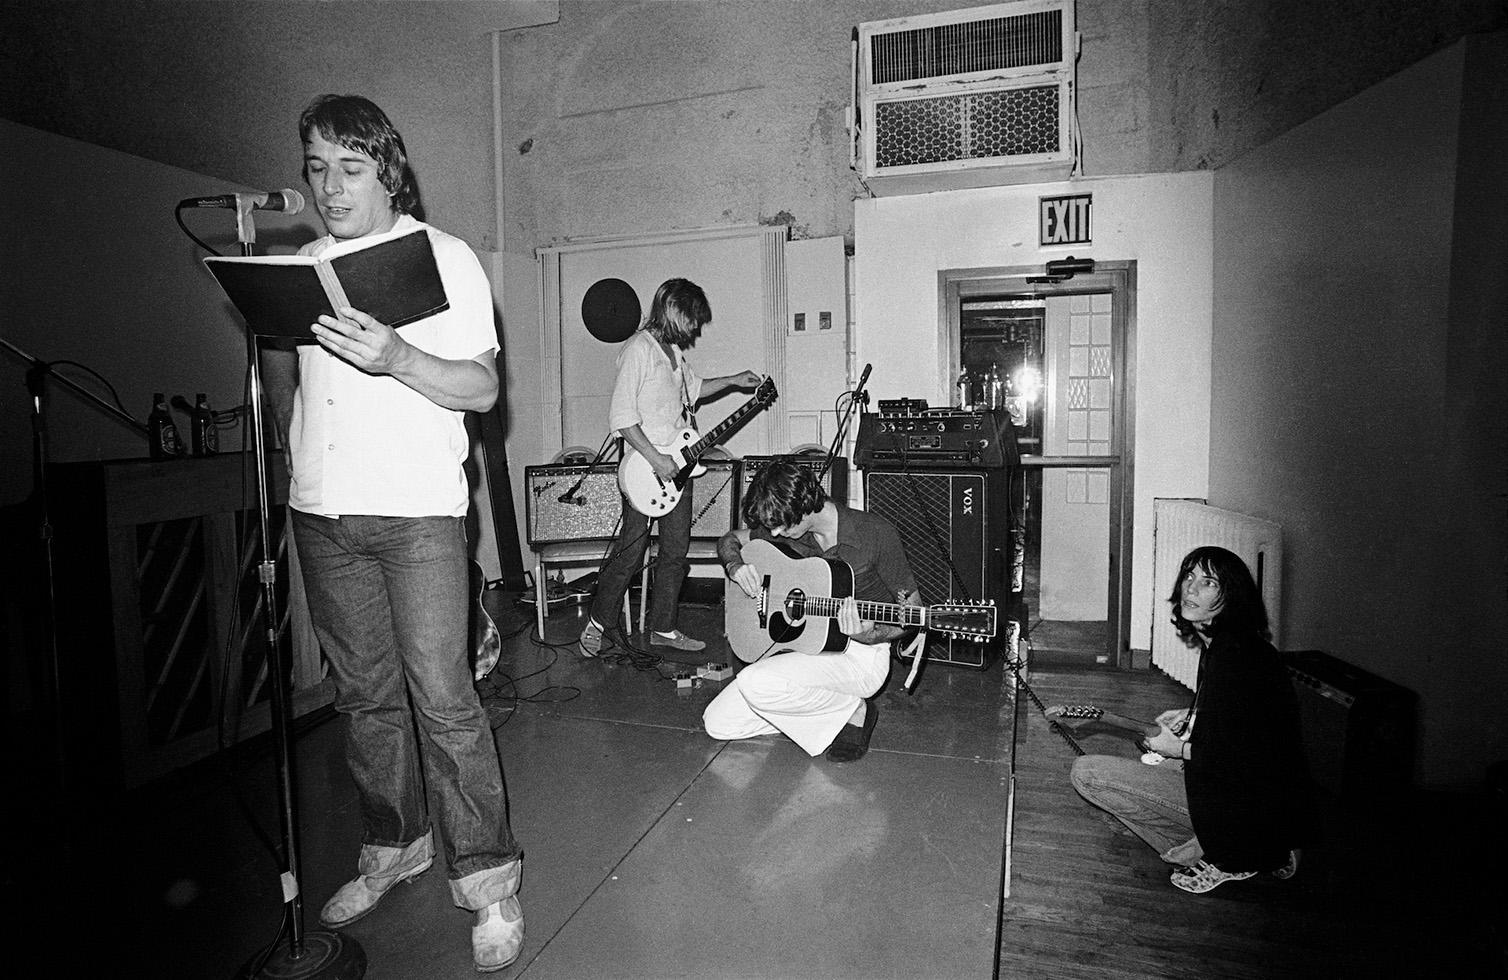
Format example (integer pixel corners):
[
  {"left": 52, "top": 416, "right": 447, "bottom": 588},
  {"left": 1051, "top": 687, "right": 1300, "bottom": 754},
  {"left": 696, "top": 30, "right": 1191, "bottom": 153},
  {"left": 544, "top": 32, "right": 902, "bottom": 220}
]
[
  {"left": 577, "top": 278, "right": 761, "bottom": 658},
  {"left": 706, "top": 460, "right": 922, "bottom": 762},
  {"left": 1066, "top": 546, "right": 1316, "bottom": 894}
]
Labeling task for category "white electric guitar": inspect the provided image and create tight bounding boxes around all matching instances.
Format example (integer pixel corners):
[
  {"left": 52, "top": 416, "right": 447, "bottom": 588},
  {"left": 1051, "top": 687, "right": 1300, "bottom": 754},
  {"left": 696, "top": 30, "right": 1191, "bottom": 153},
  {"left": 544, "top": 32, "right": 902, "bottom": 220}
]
[{"left": 618, "top": 378, "right": 777, "bottom": 517}]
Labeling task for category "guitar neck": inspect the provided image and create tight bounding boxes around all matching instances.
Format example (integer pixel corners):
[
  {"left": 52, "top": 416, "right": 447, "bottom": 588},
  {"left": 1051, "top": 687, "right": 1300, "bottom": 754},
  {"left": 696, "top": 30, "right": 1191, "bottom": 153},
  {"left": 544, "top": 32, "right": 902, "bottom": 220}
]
[
  {"left": 798, "top": 596, "right": 928, "bottom": 629},
  {"left": 684, "top": 390, "right": 766, "bottom": 459}
]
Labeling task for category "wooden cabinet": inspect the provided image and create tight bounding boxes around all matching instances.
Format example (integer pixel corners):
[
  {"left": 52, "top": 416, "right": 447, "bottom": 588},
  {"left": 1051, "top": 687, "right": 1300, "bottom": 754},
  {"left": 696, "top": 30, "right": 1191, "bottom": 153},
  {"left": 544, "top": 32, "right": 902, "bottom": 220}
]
[{"left": 49, "top": 453, "right": 329, "bottom": 786}]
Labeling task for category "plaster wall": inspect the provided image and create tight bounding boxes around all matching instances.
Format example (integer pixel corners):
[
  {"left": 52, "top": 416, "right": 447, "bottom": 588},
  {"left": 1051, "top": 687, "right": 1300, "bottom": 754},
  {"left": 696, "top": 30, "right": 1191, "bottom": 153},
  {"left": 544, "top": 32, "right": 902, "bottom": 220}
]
[
  {"left": 853, "top": 171, "right": 1214, "bottom": 649},
  {"left": 1211, "top": 35, "right": 1508, "bottom": 789}
]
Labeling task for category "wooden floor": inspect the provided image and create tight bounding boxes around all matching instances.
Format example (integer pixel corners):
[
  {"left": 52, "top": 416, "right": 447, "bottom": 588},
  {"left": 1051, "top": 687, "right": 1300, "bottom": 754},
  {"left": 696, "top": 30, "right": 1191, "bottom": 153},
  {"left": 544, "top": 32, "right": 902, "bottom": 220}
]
[{"left": 1001, "top": 664, "right": 1506, "bottom": 979}]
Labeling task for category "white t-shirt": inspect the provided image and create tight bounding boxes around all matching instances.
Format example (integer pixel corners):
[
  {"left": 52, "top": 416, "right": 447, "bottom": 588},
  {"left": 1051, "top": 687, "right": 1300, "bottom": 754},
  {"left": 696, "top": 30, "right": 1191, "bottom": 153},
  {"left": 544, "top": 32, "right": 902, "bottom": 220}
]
[{"left": 287, "top": 214, "right": 497, "bottom": 518}]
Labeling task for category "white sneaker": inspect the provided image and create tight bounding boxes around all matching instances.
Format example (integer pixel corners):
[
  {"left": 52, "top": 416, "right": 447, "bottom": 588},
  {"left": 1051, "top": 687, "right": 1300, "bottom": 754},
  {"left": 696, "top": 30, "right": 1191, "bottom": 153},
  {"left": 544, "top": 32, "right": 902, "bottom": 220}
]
[{"left": 472, "top": 896, "right": 525, "bottom": 973}]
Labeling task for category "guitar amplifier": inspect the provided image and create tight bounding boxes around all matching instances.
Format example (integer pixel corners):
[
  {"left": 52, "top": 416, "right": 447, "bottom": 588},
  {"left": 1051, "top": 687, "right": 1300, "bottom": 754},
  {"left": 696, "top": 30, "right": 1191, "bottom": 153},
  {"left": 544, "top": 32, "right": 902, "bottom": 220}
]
[
  {"left": 525, "top": 460, "right": 739, "bottom": 546},
  {"left": 738, "top": 455, "right": 848, "bottom": 527},
  {"left": 855, "top": 408, "right": 1020, "bottom": 470},
  {"left": 1285, "top": 650, "right": 1417, "bottom": 800},
  {"left": 864, "top": 468, "right": 1011, "bottom": 669},
  {"left": 525, "top": 463, "right": 620, "bottom": 545}
]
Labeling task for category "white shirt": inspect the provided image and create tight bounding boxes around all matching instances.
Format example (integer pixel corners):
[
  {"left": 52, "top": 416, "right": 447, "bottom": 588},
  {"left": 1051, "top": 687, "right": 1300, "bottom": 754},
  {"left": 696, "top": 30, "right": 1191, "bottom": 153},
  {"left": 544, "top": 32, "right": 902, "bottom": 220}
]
[
  {"left": 607, "top": 328, "right": 701, "bottom": 446},
  {"left": 287, "top": 215, "right": 497, "bottom": 518}
]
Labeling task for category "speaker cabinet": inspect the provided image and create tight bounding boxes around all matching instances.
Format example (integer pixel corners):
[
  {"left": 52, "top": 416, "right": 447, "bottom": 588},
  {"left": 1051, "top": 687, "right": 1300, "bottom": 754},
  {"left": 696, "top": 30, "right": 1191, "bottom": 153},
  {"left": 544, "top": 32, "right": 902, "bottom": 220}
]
[
  {"left": 863, "top": 468, "right": 1011, "bottom": 669},
  {"left": 1286, "top": 650, "right": 1417, "bottom": 801},
  {"left": 739, "top": 455, "right": 848, "bottom": 527},
  {"left": 525, "top": 460, "right": 738, "bottom": 546}
]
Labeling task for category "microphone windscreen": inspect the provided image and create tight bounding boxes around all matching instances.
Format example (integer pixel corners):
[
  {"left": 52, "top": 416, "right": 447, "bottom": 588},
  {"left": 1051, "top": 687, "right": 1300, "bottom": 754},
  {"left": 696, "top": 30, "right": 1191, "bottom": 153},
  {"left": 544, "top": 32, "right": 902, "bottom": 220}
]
[{"left": 270, "top": 188, "right": 306, "bottom": 215}]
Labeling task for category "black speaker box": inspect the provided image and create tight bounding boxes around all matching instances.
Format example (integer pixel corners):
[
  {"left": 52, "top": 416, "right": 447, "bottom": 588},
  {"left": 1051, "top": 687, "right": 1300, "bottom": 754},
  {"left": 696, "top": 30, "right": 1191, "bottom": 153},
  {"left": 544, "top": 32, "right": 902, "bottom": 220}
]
[
  {"left": 863, "top": 468, "right": 1011, "bottom": 669},
  {"left": 525, "top": 460, "right": 738, "bottom": 546},
  {"left": 1285, "top": 649, "right": 1417, "bottom": 801}
]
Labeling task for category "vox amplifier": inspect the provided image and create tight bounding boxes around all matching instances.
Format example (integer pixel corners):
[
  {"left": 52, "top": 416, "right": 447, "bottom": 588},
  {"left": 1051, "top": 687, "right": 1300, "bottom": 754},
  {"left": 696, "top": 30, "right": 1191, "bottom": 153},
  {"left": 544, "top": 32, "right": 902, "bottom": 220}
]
[
  {"left": 855, "top": 408, "right": 1020, "bottom": 469},
  {"left": 864, "top": 468, "right": 1011, "bottom": 669}
]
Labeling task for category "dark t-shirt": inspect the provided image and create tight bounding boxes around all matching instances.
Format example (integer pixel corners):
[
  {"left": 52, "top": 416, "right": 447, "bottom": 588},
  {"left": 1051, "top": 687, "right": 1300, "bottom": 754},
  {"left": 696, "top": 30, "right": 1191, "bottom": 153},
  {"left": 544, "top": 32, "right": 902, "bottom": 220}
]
[{"left": 728, "top": 504, "right": 918, "bottom": 605}]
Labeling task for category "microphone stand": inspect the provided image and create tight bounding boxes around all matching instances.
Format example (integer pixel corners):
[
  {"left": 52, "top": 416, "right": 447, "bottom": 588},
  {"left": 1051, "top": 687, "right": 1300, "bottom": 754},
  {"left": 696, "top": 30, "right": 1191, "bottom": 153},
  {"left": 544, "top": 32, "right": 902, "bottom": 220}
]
[
  {"left": 819, "top": 363, "right": 870, "bottom": 484},
  {"left": 0, "top": 333, "right": 147, "bottom": 882},
  {"left": 231, "top": 211, "right": 364, "bottom": 979}
]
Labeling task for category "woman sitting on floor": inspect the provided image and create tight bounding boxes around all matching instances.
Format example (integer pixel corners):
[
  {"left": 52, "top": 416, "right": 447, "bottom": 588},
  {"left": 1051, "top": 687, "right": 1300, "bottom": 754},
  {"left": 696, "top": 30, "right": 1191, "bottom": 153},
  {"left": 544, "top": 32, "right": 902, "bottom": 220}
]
[{"left": 1067, "top": 545, "right": 1315, "bottom": 894}]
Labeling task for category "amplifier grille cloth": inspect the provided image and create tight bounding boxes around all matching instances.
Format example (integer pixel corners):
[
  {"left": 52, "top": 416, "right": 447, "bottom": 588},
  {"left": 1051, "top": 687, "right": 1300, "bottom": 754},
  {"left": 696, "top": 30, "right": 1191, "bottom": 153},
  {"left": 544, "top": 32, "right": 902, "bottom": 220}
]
[{"left": 525, "top": 462, "right": 737, "bottom": 546}]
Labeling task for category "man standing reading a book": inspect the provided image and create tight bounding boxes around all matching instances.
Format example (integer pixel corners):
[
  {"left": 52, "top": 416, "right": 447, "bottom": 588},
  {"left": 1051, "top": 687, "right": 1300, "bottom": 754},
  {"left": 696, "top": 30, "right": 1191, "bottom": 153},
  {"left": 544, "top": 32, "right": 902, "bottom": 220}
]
[{"left": 261, "top": 94, "right": 524, "bottom": 973}]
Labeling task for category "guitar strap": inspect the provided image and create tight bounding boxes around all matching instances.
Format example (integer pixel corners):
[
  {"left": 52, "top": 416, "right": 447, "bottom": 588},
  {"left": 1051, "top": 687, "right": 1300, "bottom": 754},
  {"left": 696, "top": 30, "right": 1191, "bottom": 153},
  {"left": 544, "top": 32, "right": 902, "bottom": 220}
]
[{"left": 677, "top": 354, "right": 698, "bottom": 431}]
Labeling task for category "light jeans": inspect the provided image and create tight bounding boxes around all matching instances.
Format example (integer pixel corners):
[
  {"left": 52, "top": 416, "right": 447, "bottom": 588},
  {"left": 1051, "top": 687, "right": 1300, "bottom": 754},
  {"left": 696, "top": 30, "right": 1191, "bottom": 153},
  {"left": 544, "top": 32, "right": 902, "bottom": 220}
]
[
  {"left": 1069, "top": 754, "right": 1203, "bottom": 865},
  {"left": 293, "top": 512, "right": 523, "bottom": 909}
]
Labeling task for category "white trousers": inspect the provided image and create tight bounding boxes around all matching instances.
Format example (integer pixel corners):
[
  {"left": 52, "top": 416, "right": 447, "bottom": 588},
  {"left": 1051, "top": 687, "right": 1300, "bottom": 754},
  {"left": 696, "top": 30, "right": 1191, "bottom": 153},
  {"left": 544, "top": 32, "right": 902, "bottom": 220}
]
[{"left": 702, "top": 640, "right": 891, "bottom": 756}]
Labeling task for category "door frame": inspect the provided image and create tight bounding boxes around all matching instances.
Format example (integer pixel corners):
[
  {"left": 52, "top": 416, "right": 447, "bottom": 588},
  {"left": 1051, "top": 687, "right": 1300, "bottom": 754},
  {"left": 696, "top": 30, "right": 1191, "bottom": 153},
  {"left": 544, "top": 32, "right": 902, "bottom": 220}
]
[{"left": 940, "top": 262, "right": 1137, "bottom": 668}]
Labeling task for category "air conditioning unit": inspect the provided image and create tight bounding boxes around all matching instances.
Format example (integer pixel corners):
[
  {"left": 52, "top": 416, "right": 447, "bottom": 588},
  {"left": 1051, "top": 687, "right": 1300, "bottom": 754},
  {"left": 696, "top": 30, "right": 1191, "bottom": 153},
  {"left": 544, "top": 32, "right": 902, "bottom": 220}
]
[{"left": 851, "top": 0, "right": 1078, "bottom": 196}]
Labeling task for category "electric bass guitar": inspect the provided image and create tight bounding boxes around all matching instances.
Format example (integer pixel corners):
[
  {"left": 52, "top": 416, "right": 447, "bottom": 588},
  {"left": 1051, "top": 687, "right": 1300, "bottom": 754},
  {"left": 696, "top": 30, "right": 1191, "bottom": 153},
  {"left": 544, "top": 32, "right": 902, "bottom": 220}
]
[
  {"left": 1042, "top": 704, "right": 1161, "bottom": 741},
  {"left": 724, "top": 538, "right": 996, "bottom": 664},
  {"left": 618, "top": 378, "right": 777, "bottom": 517}
]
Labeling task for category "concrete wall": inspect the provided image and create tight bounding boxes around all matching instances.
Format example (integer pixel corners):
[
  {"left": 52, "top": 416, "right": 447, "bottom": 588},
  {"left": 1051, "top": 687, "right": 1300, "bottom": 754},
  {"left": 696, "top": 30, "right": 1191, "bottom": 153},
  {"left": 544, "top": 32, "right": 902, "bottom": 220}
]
[
  {"left": 0, "top": 120, "right": 324, "bottom": 503},
  {"left": 853, "top": 171, "right": 1215, "bottom": 650},
  {"left": 1210, "top": 35, "right": 1508, "bottom": 789}
]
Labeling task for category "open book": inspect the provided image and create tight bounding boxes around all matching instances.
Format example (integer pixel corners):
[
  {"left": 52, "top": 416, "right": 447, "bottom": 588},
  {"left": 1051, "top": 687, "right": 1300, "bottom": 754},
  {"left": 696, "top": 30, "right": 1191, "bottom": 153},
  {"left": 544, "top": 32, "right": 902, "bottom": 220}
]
[{"left": 203, "top": 229, "right": 449, "bottom": 339}]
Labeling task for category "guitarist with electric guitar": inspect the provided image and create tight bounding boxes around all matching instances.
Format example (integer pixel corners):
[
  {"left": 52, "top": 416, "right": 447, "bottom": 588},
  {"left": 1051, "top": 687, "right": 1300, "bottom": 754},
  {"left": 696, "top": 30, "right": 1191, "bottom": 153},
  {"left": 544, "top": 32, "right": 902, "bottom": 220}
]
[
  {"left": 705, "top": 459, "right": 928, "bottom": 763},
  {"left": 577, "top": 278, "right": 767, "bottom": 659}
]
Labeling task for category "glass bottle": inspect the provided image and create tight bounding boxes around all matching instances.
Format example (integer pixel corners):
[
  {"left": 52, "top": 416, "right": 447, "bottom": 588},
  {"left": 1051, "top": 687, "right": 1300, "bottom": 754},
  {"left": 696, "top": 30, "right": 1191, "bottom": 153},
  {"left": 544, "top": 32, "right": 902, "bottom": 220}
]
[
  {"left": 148, "top": 392, "right": 183, "bottom": 460},
  {"left": 955, "top": 367, "right": 972, "bottom": 410},
  {"left": 190, "top": 393, "right": 218, "bottom": 456}
]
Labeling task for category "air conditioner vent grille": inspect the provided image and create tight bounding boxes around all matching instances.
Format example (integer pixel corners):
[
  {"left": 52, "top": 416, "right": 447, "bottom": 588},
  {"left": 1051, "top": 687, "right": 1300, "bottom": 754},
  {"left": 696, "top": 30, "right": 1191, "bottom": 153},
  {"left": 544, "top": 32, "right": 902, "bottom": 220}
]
[
  {"left": 873, "top": 85, "right": 1060, "bottom": 168},
  {"left": 869, "top": 9, "right": 1063, "bottom": 85}
]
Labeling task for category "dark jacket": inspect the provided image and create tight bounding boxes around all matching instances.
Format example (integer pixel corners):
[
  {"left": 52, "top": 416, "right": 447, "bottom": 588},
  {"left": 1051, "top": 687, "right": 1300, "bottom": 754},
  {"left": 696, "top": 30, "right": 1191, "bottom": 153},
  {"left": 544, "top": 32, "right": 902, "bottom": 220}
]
[{"left": 1184, "top": 630, "right": 1317, "bottom": 870}]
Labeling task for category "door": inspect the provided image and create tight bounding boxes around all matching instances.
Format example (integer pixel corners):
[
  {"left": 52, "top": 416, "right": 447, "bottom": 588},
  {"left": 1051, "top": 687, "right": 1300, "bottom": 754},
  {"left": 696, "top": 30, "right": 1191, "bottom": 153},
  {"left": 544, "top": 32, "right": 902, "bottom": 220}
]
[{"left": 945, "top": 264, "right": 1134, "bottom": 668}]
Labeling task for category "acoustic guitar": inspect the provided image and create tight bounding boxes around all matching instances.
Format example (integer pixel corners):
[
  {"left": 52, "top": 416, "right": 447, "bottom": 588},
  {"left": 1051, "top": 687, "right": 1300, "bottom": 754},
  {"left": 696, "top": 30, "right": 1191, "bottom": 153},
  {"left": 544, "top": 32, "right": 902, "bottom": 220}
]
[
  {"left": 724, "top": 538, "right": 996, "bottom": 664},
  {"left": 617, "top": 378, "right": 777, "bottom": 517}
]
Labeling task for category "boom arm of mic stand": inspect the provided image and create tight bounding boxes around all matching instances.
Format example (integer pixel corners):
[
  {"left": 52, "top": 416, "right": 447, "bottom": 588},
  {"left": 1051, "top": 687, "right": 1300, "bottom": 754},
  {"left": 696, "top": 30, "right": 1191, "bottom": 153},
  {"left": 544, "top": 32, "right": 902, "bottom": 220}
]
[{"left": 0, "top": 335, "right": 148, "bottom": 436}]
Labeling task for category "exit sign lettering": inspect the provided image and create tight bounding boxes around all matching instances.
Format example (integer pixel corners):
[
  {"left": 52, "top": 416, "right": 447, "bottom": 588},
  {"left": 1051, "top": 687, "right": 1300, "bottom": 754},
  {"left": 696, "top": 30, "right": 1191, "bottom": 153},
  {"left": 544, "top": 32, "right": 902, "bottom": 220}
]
[{"left": 1039, "top": 194, "right": 1092, "bottom": 246}]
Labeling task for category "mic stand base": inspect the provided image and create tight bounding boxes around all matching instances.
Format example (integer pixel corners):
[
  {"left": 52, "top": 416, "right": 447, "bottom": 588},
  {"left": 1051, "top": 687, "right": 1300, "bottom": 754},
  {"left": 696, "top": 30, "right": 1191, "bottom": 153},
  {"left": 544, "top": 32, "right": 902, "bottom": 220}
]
[{"left": 239, "top": 929, "right": 366, "bottom": 980}]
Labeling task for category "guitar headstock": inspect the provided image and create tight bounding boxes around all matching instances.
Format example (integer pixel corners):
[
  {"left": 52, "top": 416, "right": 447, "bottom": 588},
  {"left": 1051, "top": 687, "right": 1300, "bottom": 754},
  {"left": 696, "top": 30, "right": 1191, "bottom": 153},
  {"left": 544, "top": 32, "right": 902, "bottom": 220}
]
[
  {"left": 753, "top": 377, "right": 778, "bottom": 406},
  {"left": 926, "top": 600, "right": 997, "bottom": 641},
  {"left": 1052, "top": 704, "right": 1104, "bottom": 720}
]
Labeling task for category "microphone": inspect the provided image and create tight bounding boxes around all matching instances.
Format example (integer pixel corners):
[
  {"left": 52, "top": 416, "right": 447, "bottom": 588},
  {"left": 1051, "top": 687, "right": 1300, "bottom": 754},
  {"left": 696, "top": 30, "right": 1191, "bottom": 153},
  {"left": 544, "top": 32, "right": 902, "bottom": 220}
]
[
  {"left": 179, "top": 189, "right": 306, "bottom": 215},
  {"left": 557, "top": 488, "right": 585, "bottom": 505},
  {"left": 854, "top": 362, "right": 873, "bottom": 407}
]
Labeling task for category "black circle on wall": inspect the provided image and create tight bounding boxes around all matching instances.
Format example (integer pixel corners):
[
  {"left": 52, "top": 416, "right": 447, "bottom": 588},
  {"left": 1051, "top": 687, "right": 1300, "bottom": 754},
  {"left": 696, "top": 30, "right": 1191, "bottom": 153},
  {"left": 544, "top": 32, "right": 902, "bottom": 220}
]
[{"left": 581, "top": 278, "right": 641, "bottom": 343}]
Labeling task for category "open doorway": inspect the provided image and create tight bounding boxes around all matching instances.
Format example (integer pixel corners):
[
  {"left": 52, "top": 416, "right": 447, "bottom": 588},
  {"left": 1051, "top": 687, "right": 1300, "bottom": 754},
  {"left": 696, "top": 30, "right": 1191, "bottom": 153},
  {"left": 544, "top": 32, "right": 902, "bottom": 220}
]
[{"left": 943, "top": 263, "right": 1135, "bottom": 668}]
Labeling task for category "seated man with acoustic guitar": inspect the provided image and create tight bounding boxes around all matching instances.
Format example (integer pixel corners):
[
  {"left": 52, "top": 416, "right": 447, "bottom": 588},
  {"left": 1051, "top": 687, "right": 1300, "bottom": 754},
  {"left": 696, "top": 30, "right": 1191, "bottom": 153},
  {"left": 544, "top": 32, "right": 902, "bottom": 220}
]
[{"left": 707, "top": 459, "right": 922, "bottom": 762}]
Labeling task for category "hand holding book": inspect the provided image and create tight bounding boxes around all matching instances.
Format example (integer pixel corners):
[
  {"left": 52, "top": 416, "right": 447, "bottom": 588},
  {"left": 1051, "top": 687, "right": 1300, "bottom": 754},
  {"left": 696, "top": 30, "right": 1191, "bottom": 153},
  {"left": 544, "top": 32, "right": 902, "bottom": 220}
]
[{"left": 204, "top": 228, "right": 449, "bottom": 340}]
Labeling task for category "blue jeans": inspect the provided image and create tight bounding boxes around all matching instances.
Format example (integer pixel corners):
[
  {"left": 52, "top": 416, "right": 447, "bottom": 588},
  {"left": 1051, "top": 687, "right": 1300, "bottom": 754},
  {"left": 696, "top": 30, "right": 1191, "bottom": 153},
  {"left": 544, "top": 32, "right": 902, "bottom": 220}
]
[
  {"left": 589, "top": 488, "right": 691, "bottom": 633},
  {"left": 292, "top": 512, "right": 523, "bottom": 907},
  {"left": 1070, "top": 754, "right": 1202, "bottom": 864}
]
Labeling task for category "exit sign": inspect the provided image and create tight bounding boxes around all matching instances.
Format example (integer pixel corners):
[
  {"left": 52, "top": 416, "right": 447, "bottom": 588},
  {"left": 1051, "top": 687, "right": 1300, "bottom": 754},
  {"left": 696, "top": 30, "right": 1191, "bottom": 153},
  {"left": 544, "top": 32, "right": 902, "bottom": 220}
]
[{"left": 1039, "top": 194, "right": 1092, "bottom": 246}]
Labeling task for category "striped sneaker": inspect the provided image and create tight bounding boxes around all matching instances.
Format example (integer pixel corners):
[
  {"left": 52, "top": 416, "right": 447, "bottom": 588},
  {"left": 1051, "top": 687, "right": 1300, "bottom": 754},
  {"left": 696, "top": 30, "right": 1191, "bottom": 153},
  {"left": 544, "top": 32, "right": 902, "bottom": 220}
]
[
  {"left": 1170, "top": 860, "right": 1257, "bottom": 894},
  {"left": 578, "top": 618, "right": 605, "bottom": 658}
]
